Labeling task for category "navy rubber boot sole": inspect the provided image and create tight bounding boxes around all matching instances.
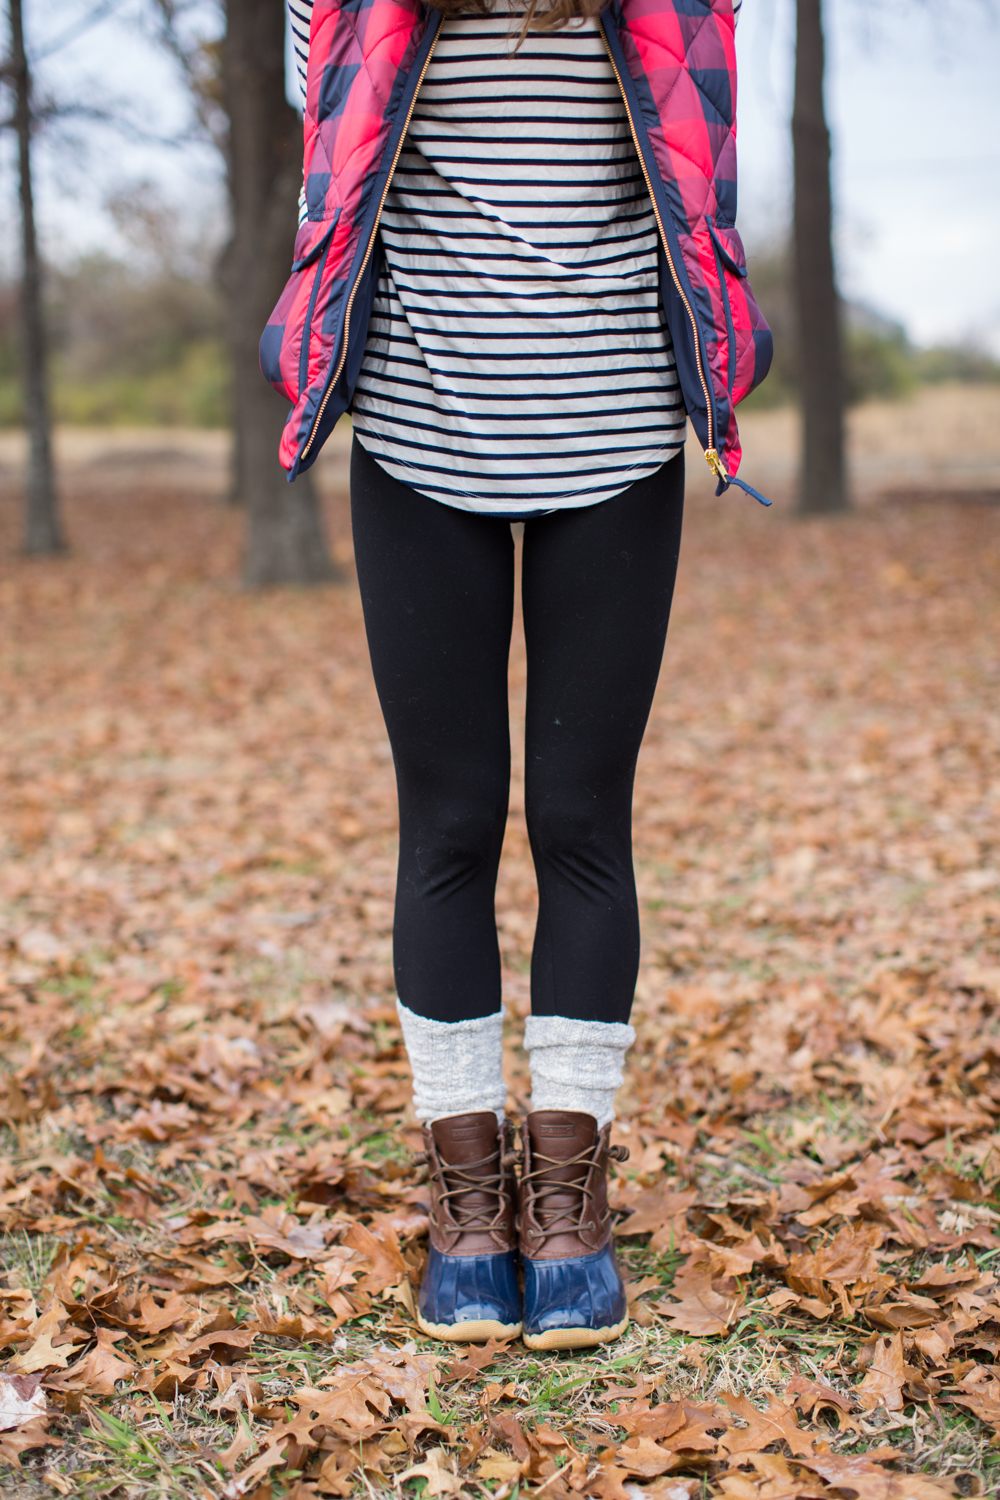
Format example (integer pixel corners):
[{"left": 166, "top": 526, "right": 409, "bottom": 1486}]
[
  {"left": 522, "top": 1241, "right": 629, "bottom": 1351},
  {"left": 416, "top": 1245, "right": 522, "bottom": 1343}
]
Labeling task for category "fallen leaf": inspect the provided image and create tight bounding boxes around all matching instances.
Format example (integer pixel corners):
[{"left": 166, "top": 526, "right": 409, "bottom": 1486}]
[
  {"left": 856, "top": 1333, "right": 907, "bottom": 1413},
  {"left": 244, "top": 1206, "right": 329, "bottom": 1260},
  {"left": 7, "top": 1304, "right": 75, "bottom": 1375},
  {"left": 616, "top": 1434, "right": 678, "bottom": 1477},
  {"left": 45, "top": 1328, "right": 135, "bottom": 1396},
  {"left": 659, "top": 1262, "right": 744, "bottom": 1337},
  {"left": 443, "top": 1337, "right": 511, "bottom": 1383},
  {"left": 800, "top": 1446, "right": 957, "bottom": 1499},
  {"left": 719, "top": 1392, "right": 817, "bottom": 1458},
  {"left": 397, "top": 1446, "right": 464, "bottom": 1495},
  {"left": 0, "top": 1373, "right": 46, "bottom": 1430},
  {"left": 341, "top": 1221, "right": 408, "bottom": 1296}
]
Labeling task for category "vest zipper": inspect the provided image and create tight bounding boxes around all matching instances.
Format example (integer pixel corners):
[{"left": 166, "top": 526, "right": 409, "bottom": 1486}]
[
  {"left": 600, "top": 24, "right": 729, "bottom": 488},
  {"left": 299, "top": 24, "right": 442, "bottom": 464}
]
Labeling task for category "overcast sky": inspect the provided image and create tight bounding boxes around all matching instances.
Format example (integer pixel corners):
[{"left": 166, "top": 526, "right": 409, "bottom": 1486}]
[
  {"left": 736, "top": 0, "right": 1000, "bottom": 353},
  {"left": 4, "top": 0, "right": 999, "bottom": 353}
]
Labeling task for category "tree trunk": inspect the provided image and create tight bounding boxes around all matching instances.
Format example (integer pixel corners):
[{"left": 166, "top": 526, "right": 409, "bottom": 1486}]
[
  {"left": 792, "top": 0, "right": 848, "bottom": 515},
  {"left": 9, "top": 0, "right": 64, "bottom": 555},
  {"left": 221, "top": 0, "right": 339, "bottom": 585}
]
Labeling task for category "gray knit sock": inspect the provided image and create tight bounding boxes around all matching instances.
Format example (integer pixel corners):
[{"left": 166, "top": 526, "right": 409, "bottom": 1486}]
[
  {"left": 396, "top": 1000, "right": 507, "bottom": 1124},
  {"left": 524, "top": 1015, "right": 635, "bottom": 1129}
]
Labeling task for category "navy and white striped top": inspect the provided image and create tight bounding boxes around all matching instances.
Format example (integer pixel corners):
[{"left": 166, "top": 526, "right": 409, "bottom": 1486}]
[{"left": 288, "top": 1, "right": 741, "bottom": 514}]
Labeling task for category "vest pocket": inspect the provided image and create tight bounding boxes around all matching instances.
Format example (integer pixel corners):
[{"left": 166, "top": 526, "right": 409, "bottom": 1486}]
[
  {"left": 290, "top": 210, "right": 340, "bottom": 273},
  {"left": 708, "top": 220, "right": 749, "bottom": 398},
  {"left": 708, "top": 220, "right": 749, "bottom": 281}
]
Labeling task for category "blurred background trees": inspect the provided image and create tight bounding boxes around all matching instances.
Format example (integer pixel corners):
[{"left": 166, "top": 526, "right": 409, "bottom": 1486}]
[
  {"left": 0, "top": 0, "right": 998, "bottom": 560},
  {"left": 1, "top": 182, "right": 227, "bottom": 427},
  {"left": 1, "top": 0, "right": 337, "bottom": 585},
  {"left": 792, "top": 0, "right": 846, "bottom": 515},
  {"left": 4, "top": 0, "right": 62, "bottom": 554},
  {"left": 218, "top": 0, "right": 339, "bottom": 585},
  {"left": 742, "top": 250, "right": 1000, "bottom": 413},
  {"left": 151, "top": 0, "right": 338, "bottom": 585}
]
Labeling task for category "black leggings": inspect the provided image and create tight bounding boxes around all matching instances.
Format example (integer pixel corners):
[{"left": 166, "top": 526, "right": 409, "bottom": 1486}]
[{"left": 350, "top": 437, "right": 684, "bottom": 1027}]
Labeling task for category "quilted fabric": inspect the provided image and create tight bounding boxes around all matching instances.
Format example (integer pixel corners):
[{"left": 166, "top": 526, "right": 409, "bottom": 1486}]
[
  {"left": 261, "top": 0, "right": 771, "bottom": 484},
  {"left": 603, "top": 0, "right": 772, "bottom": 476}
]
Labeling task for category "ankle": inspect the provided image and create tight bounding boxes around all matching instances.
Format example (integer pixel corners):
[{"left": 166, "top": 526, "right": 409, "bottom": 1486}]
[
  {"left": 524, "top": 1015, "right": 635, "bottom": 1128},
  {"left": 397, "top": 1000, "right": 507, "bottom": 1122}
]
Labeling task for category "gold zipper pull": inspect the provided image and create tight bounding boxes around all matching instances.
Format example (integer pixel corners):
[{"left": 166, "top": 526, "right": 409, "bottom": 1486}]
[
  {"left": 706, "top": 449, "right": 772, "bottom": 506},
  {"left": 705, "top": 447, "right": 728, "bottom": 484}
]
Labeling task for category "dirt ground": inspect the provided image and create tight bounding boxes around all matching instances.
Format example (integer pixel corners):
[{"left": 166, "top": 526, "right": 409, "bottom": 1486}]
[{"left": 0, "top": 390, "right": 998, "bottom": 1497}]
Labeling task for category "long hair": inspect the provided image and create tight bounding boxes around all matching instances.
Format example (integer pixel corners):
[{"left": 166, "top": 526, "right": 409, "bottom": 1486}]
[{"left": 429, "top": 0, "right": 607, "bottom": 45}]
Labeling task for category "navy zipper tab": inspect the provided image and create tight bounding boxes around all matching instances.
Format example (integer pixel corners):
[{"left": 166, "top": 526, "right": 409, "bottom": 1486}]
[
  {"left": 717, "top": 472, "right": 772, "bottom": 507},
  {"left": 705, "top": 447, "right": 771, "bottom": 506}
]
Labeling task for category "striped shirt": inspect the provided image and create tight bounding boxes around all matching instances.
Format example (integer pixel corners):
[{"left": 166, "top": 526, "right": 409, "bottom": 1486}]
[{"left": 288, "top": 1, "right": 742, "bottom": 514}]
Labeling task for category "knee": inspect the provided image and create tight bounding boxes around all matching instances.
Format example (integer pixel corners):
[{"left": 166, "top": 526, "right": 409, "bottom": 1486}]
[
  {"left": 398, "top": 769, "right": 509, "bottom": 898},
  {"left": 525, "top": 780, "right": 630, "bottom": 887}
]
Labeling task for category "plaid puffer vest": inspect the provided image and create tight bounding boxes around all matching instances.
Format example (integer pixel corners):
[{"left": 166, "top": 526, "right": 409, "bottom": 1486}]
[{"left": 261, "top": 0, "right": 773, "bottom": 499}]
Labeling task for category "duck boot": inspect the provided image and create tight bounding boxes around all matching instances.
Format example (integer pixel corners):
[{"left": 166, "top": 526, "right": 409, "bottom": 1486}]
[
  {"left": 414, "top": 1111, "right": 521, "bottom": 1342},
  {"left": 519, "top": 1110, "right": 630, "bottom": 1351}
]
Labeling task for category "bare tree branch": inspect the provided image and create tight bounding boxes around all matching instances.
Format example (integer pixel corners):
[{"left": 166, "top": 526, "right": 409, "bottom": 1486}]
[
  {"left": 31, "top": 0, "right": 131, "bottom": 62},
  {"left": 147, "top": 0, "right": 227, "bottom": 162}
]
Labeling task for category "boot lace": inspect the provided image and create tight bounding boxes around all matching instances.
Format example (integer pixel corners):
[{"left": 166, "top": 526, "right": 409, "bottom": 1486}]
[
  {"left": 522, "top": 1141, "right": 628, "bottom": 1243},
  {"left": 413, "top": 1146, "right": 519, "bottom": 1235}
]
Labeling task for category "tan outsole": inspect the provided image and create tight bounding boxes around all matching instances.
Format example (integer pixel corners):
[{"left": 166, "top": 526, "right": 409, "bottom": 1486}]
[
  {"left": 522, "top": 1314, "right": 630, "bottom": 1352},
  {"left": 415, "top": 1314, "right": 522, "bottom": 1344}
]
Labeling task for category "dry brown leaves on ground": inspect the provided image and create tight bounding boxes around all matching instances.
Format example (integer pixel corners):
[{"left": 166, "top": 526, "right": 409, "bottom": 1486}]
[{"left": 0, "top": 464, "right": 998, "bottom": 1497}]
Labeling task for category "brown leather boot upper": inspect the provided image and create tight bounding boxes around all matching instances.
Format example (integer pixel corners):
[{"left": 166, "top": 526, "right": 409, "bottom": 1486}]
[
  {"left": 418, "top": 1112, "right": 517, "bottom": 1256},
  {"left": 519, "top": 1110, "right": 628, "bottom": 1260}
]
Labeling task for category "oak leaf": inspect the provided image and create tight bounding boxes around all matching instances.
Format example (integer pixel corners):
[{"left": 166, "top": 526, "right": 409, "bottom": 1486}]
[
  {"left": 45, "top": 1327, "right": 135, "bottom": 1396},
  {"left": 477, "top": 1452, "right": 524, "bottom": 1482},
  {"left": 659, "top": 1263, "right": 744, "bottom": 1337},
  {"left": 587, "top": 1461, "right": 637, "bottom": 1500},
  {"left": 616, "top": 1187, "right": 698, "bottom": 1238},
  {"left": 316, "top": 1446, "right": 366, "bottom": 1497},
  {"left": 912, "top": 1323, "right": 954, "bottom": 1365},
  {"left": 856, "top": 1333, "right": 906, "bottom": 1413},
  {"left": 785, "top": 1223, "right": 882, "bottom": 1305},
  {"left": 0, "top": 1373, "right": 46, "bottom": 1430},
  {"left": 718, "top": 1392, "right": 817, "bottom": 1458},
  {"left": 357, "top": 1351, "right": 438, "bottom": 1413},
  {"left": 909, "top": 1263, "right": 982, "bottom": 1293},
  {"left": 341, "top": 1221, "right": 408, "bottom": 1296},
  {"left": 615, "top": 1399, "right": 720, "bottom": 1454},
  {"left": 708, "top": 1232, "right": 777, "bottom": 1279},
  {"left": 149, "top": 1249, "right": 248, "bottom": 1292},
  {"left": 638, "top": 1483, "right": 700, "bottom": 1500},
  {"left": 784, "top": 1374, "right": 859, "bottom": 1434},
  {"left": 396, "top": 1446, "right": 464, "bottom": 1496},
  {"left": 948, "top": 1380, "right": 1000, "bottom": 1437},
  {"left": 244, "top": 1205, "right": 329, "bottom": 1260},
  {"left": 616, "top": 1434, "right": 678, "bottom": 1477},
  {"left": 799, "top": 1447, "right": 957, "bottom": 1499},
  {"left": 0, "top": 1415, "right": 60, "bottom": 1468},
  {"left": 216, "top": 1418, "right": 257, "bottom": 1473},
  {"left": 6, "top": 1304, "right": 75, "bottom": 1375},
  {"left": 443, "top": 1336, "right": 511, "bottom": 1383},
  {"left": 295, "top": 1374, "right": 393, "bottom": 1432},
  {"left": 135, "top": 1291, "right": 196, "bottom": 1335}
]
